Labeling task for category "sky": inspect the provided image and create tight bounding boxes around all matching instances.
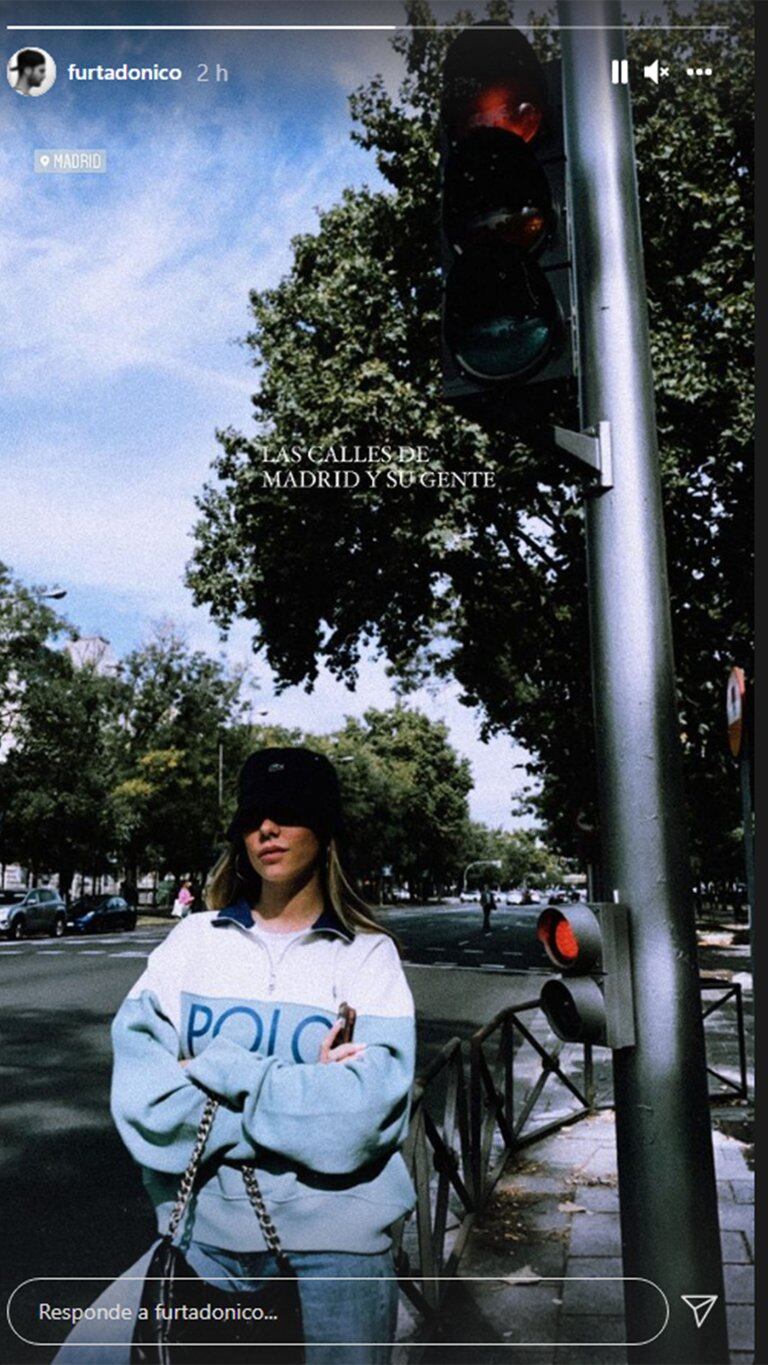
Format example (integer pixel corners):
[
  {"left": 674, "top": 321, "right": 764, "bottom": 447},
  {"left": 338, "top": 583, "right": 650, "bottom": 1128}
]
[{"left": 0, "top": 0, "right": 545, "bottom": 831}]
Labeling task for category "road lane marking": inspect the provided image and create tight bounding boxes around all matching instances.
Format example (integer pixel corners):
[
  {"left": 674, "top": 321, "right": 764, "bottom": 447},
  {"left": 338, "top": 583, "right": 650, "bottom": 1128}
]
[{"left": 110, "top": 950, "right": 151, "bottom": 958}]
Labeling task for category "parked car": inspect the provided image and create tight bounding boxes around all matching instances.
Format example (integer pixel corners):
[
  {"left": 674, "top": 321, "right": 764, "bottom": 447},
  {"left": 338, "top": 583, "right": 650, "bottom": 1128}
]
[
  {"left": 0, "top": 887, "right": 67, "bottom": 940},
  {"left": 66, "top": 895, "right": 137, "bottom": 934},
  {"left": 547, "top": 887, "right": 582, "bottom": 905},
  {"left": 459, "top": 891, "right": 481, "bottom": 903}
]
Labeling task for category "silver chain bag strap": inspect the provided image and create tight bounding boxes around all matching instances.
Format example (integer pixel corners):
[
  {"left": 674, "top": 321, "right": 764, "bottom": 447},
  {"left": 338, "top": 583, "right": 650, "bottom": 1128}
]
[{"left": 132, "top": 1096, "right": 304, "bottom": 1364}]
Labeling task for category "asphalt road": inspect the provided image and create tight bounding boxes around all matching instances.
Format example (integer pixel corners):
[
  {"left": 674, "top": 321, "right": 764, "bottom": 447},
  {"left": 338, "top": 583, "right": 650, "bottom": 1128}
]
[
  {"left": 375, "top": 901, "right": 550, "bottom": 972},
  {"left": 0, "top": 909, "right": 751, "bottom": 1363}
]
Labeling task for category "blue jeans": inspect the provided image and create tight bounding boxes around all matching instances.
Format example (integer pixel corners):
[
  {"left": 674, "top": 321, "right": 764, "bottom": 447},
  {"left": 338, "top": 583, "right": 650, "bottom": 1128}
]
[{"left": 186, "top": 1241, "right": 399, "bottom": 1364}]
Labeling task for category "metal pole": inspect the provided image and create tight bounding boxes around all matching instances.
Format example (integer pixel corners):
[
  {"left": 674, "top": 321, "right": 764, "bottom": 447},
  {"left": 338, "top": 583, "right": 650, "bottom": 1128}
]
[
  {"left": 558, "top": 4, "right": 728, "bottom": 1359},
  {"left": 739, "top": 754, "right": 754, "bottom": 941},
  {"left": 736, "top": 753, "right": 758, "bottom": 988},
  {"left": 461, "top": 858, "right": 500, "bottom": 894}
]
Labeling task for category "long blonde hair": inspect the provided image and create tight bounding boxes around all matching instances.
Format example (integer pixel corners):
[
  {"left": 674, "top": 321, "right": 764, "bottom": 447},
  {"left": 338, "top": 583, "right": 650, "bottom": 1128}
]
[{"left": 205, "top": 837, "right": 396, "bottom": 941}]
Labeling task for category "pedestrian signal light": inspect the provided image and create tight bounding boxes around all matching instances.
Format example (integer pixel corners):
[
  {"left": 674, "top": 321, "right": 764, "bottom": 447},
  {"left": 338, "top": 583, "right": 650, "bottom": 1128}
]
[
  {"left": 536, "top": 903, "right": 635, "bottom": 1049},
  {"left": 440, "top": 23, "right": 574, "bottom": 404}
]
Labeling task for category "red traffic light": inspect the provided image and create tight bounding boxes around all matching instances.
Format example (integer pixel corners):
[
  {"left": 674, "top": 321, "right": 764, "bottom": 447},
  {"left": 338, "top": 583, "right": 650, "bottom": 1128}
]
[
  {"left": 439, "top": 22, "right": 575, "bottom": 401},
  {"left": 460, "top": 79, "right": 544, "bottom": 142},
  {"left": 537, "top": 905, "right": 602, "bottom": 972},
  {"left": 442, "top": 25, "right": 548, "bottom": 145}
]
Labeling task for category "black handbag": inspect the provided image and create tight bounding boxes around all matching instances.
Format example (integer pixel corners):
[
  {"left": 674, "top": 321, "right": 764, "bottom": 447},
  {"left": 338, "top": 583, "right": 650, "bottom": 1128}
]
[{"left": 132, "top": 1097, "right": 304, "bottom": 1364}]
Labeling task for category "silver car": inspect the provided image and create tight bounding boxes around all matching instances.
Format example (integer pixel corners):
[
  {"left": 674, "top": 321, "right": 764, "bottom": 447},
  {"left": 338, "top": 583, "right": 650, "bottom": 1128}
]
[{"left": 0, "top": 887, "right": 67, "bottom": 940}]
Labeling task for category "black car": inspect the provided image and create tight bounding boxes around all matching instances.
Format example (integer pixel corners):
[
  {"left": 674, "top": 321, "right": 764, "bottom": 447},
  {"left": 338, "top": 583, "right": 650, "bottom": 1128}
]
[
  {"left": 66, "top": 895, "right": 137, "bottom": 934},
  {"left": 0, "top": 887, "right": 67, "bottom": 940}
]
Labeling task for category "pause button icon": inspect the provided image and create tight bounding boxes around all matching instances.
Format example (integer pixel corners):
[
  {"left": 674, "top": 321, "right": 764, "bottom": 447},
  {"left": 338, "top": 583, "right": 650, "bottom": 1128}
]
[{"left": 611, "top": 59, "right": 629, "bottom": 84}]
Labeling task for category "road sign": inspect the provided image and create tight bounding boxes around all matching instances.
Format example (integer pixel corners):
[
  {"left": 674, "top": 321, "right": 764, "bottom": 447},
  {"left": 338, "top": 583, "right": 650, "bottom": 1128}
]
[{"left": 726, "top": 666, "right": 746, "bottom": 758}]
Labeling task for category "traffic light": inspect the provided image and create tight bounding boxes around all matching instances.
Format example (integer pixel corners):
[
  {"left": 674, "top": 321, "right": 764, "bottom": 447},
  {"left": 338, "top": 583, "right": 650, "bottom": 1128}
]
[
  {"left": 440, "top": 23, "right": 574, "bottom": 406},
  {"left": 536, "top": 902, "right": 635, "bottom": 1049}
]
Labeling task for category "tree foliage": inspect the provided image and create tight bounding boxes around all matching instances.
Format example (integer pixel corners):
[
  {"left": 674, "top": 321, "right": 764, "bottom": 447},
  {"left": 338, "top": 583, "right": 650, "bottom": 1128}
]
[
  {"left": 0, "top": 561, "right": 72, "bottom": 745},
  {"left": 188, "top": 0, "right": 753, "bottom": 879},
  {"left": 0, "top": 649, "right": 118, "bottom": 893},
  {"left": 108, "top": 627, "right": 246, "bottom": 880}
]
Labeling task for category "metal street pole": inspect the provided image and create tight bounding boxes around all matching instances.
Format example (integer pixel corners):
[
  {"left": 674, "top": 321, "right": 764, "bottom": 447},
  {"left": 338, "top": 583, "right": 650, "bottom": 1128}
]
[
  {"left": 461, "top": 858, "right": 502, "bottom": 895},
  {"left": 739, "top": 752, "right": 754, "bottom": 938},
  {"left": 558, "top": 3, "right": 728, "bottom": 1359}
]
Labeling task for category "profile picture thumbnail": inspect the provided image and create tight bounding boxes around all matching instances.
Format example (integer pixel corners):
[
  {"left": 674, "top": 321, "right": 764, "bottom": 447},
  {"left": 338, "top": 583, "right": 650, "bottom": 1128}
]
[{"left": 7, "top": 47, "right": 57, "bottom": 96}]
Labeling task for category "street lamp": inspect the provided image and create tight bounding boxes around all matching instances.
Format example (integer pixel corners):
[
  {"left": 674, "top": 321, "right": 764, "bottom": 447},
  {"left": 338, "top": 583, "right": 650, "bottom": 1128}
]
[
  {"left": 461, "top": 858, "right": 502, "bottom": 894},
  {"left": 40, "top": 587, "right": 67, "bottom": 601}
]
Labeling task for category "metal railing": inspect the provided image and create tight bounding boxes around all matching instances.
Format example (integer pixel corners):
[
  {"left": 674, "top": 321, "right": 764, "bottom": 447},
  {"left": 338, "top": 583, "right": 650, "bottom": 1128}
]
[
  {"left": 393, "top": 998, "right": 593, "bottom": 1319},
  {"left": 700, "top": 976, "right": 749, "bottom": 1102},
  {"left": 469, "top": 999, "right": 594, "bottom": 1206},
  {"left": 391, "top": 1038, "right": 474, "bottom": 1318},
  {"left": 394, "top": 978, "right": 749, "bottom": 1321}
]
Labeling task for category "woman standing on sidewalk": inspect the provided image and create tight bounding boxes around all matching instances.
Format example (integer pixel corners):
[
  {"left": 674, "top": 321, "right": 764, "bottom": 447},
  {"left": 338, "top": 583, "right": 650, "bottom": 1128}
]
[{"left": 110, "top": 747, "right": 416, "bottom": 1364}]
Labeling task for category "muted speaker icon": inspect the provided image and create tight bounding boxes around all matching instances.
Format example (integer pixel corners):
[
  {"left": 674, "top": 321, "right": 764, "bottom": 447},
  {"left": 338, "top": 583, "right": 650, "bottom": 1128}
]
[{"left": 644, "top": 60, "right": 659, "bottom": 83}]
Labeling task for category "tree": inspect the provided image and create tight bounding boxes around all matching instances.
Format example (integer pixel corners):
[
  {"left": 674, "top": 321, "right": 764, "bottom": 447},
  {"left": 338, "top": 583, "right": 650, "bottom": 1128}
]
[
  {"left": 332, "top": 706, "right": 473, "bottom": 898},
  {"left": 187, "top": 0, "right": 753, "bottom": 881},
  {"left": 109, "top": 627, "right": 246, "bottom": 882},
  {"left": 0, "top": 561, "right": 71, "bottom": 747},
  {"left": 245, "top": 707, "right": 472, "bottom": 899},
  {"left": 457, "top": 821, "right": 566, "bottom": 891},
  {"left": 0, "top": 651, "right": 119, "bottom": 894}
]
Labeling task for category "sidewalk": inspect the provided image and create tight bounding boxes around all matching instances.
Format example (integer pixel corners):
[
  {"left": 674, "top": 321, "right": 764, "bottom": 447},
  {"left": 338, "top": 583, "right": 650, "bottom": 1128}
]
[{"left": 394, "top": 1109, "right": 754, "bottom": 1364}]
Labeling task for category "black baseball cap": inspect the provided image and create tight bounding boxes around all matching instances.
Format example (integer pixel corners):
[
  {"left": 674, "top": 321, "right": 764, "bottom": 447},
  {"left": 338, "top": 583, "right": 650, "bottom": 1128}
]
[{"left": 227, "top": 747, "right": 344, "bottom": 842}]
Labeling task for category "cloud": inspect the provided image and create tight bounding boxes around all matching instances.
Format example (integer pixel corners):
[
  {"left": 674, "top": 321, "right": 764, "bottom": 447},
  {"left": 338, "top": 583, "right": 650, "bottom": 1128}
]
[{"left": 0, "top": 105, "right": 372, "bottom": 396}]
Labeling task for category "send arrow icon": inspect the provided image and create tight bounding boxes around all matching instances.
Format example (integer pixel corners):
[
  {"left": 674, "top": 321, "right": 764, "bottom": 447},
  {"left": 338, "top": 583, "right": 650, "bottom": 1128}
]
[{"left": 681, "top": 1295, "right": 719, "bottom": 1328}]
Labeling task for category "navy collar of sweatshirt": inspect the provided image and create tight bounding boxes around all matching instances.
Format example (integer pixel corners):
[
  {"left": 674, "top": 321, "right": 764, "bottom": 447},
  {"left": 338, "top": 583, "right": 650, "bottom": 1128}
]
[{"left": 213, "top": 897, "right": 354, "bottom": 942}]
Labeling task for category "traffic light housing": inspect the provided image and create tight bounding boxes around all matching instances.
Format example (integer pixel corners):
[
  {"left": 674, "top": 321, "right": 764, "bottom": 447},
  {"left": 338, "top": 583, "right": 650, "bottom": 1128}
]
[
  {"left": 536, "top": 902, "right": 635, "bottom": 1049},
  {"left": 440, "top": 23, "right": 575, "bottom": 406}
]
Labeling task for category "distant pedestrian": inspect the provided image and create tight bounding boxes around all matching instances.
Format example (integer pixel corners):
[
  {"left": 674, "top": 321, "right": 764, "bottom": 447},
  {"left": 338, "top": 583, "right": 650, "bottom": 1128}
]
[
  {"left": 171, "top": 879, "right": 194, "bottom": 919},
  {"left": 481, "top": 887, "right": 497, "bottom": 933}
]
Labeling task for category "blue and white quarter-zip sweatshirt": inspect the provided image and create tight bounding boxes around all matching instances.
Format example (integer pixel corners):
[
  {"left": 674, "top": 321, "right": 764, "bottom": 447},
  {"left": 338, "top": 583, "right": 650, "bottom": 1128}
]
[{"left": 110, "top": 901, "right": 416, "bottom": 1254}]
